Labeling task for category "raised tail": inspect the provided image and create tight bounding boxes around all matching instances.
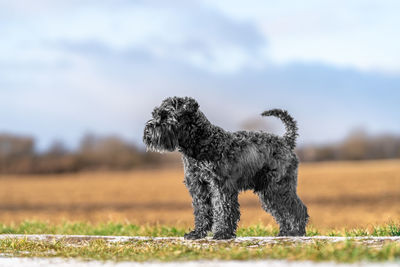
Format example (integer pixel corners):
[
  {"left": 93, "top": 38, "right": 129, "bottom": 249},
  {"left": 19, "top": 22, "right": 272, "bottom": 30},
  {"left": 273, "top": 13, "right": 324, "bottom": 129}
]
[{"left": 261, "top": 109, "right": 298, "bottom": 149}]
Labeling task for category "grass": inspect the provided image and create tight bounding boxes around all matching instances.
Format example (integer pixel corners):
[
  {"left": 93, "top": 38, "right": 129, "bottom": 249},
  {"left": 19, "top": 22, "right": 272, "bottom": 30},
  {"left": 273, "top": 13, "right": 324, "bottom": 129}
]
[
  {"left": 0, "top": 221, "right": 399, "bottom": 237},
  {"left": 0, "top": 238, "right": 400, "bottom": 262},
  {"left": 0, "top": 221, "right": 399, "bottom": 262}
]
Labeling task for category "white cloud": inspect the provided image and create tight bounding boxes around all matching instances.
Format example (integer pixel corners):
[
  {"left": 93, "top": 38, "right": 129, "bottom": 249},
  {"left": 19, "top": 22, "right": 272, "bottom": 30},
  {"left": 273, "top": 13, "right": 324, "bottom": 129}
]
[
  {"left": 0, "top": 0, "right": 267, "bottom": 74},
  {"left": 204, "top": 0, "right": 400, "bottom": 73}
]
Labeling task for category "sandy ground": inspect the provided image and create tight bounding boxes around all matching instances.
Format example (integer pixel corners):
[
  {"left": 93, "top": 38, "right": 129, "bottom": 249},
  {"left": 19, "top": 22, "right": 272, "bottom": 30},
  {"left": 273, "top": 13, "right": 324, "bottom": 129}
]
[{"left": 0, "top": 258, "right": 400, "bottom": 267}]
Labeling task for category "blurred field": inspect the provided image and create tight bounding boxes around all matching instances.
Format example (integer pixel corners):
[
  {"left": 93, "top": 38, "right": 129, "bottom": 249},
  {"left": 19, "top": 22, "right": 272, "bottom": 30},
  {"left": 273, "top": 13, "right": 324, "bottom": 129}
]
[{"left": 0, "top": 159, "right": 399, "bottom": 230}]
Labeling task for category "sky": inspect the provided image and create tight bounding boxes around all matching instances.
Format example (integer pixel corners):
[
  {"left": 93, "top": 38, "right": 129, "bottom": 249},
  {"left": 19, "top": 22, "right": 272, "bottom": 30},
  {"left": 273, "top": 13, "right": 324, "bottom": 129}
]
[{"left": 0, "top": 0, "right": 399, "bottom": 151}]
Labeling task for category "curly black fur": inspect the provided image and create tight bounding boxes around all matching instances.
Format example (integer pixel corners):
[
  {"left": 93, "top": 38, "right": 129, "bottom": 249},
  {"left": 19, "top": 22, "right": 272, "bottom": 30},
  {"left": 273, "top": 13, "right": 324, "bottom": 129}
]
[{"left": 143, "top": 96, "right": 309, "bottom": 240}]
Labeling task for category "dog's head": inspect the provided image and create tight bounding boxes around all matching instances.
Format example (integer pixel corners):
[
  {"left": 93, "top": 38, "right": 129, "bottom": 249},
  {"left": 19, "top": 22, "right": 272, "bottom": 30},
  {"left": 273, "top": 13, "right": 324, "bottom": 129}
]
[{"left": 143, "top": 96, "right": 199, "bottom": 152}]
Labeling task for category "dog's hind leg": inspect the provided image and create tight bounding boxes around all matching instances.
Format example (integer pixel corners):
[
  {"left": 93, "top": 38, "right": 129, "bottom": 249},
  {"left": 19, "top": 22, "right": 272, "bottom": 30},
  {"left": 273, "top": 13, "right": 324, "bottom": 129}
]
[
  {"left": 258, "top": 188, "right": 308, "bottom": 236},
  {"left": 183, "top": 170, "right": 213, "bottom": 240},
  {"left": 257, "top": 163, "right": 308, "bottom": 236}
]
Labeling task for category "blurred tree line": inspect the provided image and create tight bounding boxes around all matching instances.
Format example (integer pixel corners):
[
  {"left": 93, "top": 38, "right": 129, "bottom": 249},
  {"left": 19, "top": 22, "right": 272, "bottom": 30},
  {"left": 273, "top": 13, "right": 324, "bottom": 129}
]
[
  {"left": 297, "top": 129, "right": 400, "bottom": 162},
  {"left": 0, "top": 130, "right": 399, "bottom": 174},
  {"left": 0, "top": 133, "right": 174, "bottom": 174}
]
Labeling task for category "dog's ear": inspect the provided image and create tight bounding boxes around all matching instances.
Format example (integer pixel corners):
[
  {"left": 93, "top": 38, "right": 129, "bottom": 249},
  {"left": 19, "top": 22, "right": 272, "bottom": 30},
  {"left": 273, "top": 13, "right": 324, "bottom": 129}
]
[{"left": 182, "top": 97, "right": 199, "bottom": 113}]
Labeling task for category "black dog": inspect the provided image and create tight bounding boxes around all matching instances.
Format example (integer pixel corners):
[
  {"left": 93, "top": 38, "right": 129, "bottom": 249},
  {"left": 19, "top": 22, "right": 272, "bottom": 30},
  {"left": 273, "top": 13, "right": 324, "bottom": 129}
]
[{"left": 143, "top": 97, "right": 309, "bottom": 239}]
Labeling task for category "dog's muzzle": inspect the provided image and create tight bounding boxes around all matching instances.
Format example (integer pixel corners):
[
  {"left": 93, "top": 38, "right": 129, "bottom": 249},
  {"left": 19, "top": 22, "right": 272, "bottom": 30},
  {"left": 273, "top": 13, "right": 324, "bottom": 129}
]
[{"left": 143, "top": 120, "right": 178, "bottom": 152}]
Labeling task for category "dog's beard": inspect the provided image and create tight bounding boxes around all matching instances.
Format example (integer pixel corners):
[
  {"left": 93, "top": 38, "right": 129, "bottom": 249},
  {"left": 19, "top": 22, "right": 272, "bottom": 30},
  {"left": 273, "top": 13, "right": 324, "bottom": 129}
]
[{"left": 143, "top": 122, "right": 178, "bottom": 153}]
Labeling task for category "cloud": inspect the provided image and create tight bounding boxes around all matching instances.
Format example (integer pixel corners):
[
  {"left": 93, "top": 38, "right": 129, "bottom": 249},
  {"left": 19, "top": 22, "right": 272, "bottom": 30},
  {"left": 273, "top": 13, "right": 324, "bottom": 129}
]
[
  {"left": 204, "top": 0, "right": 400, "bottom": 74},
  {"left": 0, "top": 0, "right": 267, "bottom": 74},
  {"left": 0, "top": 0, "right": 399, "bottom": 150},
  {"left": 2, "top": 35, "right": 399, "bottom": 150}
]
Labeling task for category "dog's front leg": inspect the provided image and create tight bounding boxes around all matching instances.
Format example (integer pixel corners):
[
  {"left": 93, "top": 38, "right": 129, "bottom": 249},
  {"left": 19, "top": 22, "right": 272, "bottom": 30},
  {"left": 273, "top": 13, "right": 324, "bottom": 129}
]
[
  {"left": 210, "top": 180, "right": 240, "bottom": 240},
  {"left": 184, "top": 173, "right": 213, "bottom": 240}
]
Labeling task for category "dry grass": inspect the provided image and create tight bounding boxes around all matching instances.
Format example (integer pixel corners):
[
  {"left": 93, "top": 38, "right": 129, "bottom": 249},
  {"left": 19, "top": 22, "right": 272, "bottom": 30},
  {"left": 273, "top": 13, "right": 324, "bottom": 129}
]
[
  {"left": 2, "top": 237, "right": 400, "bottom": 262},
  {"left": 0, "top": 159, "right": 399, "bottom": 230}
]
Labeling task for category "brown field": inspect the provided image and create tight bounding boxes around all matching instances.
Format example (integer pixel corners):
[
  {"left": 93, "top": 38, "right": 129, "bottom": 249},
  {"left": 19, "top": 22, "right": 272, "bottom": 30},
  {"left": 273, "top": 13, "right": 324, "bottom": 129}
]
[{"left": 0, "top": 159, "right": 399, "bottom": 230}]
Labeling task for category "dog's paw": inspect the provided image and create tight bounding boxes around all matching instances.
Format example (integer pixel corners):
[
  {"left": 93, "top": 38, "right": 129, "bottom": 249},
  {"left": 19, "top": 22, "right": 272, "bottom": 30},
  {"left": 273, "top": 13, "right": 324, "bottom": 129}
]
[
  {"left": 212, "top": 232, "right": 236, "bottom": 240},
  {"left": 184, "top": 230, "right": 206, "bottom": 240},
  {"left": 277, "top": 230, "right": 288, "bottom": 237},
  {"left": 278, "top": 230, "right": 306, "bottom": 237}
]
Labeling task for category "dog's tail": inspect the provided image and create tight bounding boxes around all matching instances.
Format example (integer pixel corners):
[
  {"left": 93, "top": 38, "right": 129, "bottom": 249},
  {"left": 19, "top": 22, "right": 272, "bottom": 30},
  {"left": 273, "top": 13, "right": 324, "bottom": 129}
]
[{"left": 261, "top": 109, "right": 298, "bottom": 149}]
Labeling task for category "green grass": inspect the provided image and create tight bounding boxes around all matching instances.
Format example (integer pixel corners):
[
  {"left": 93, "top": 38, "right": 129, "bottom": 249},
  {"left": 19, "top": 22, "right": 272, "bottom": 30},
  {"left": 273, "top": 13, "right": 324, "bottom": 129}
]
[
  {"left": 0, "top": 238, "right": 399, "bottom": 262},
  {"left": 0, "top": 221, "right": 399, "bottom": 237},
  {"left": 0, "top": 221, "right": 399, "bottom": 262},
  {"left": 0, "top": 221, "right": 186, "bottom": 237}
]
